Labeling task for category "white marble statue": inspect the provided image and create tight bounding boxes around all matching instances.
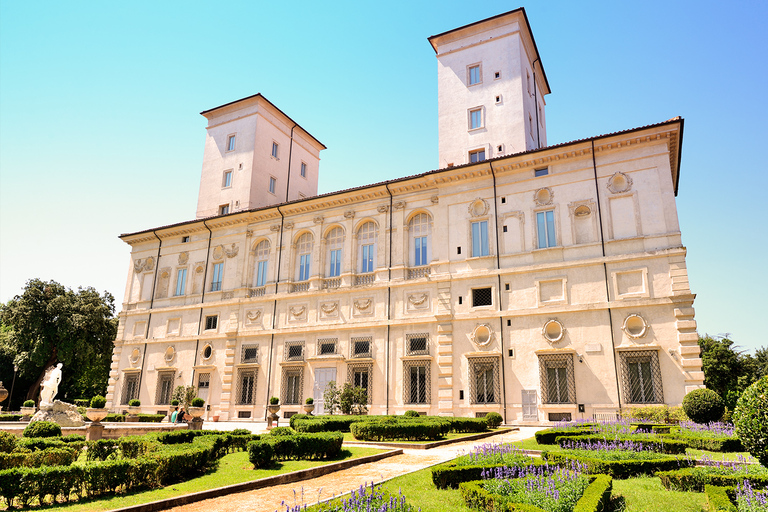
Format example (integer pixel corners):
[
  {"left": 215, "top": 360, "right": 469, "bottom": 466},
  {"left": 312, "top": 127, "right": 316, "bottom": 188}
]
[{"left": 39, "top": 363, "right": 63, "bottom": 410}]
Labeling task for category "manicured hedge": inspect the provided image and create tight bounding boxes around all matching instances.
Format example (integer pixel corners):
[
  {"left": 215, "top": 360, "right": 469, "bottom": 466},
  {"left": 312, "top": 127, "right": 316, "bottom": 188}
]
[
  {"left": 0, "top": 447, "right": 80, "bottom": 469},
  {"left": 292, "top": 414, "right": 489, "bottom": 435},
  {"left": 542, "top": 451, "right": 692, "bottom": 479},
  {"left": 86, "top": 439, "right": 120, "bottom": 461},
  {"left": 556, "top": 434, "right": 688, "bottom": 454},
  {"left": 431, "top": 460, "right": 539, "bottom": 490},
  {"left": 350, "top": 418, "right": 451, "bottom": 441},
  {"left": 445, "top": 417, "right": 488, "bottom": 433},
  {"left": 18, "top": 437, "right": 85, "bottom": 453},
  {"left": 535, "top": 427, "right": 595, "bottom": 445},
  {"left": 704, "top": 485, "right": 737, "bottom": 512},
  {"left": 23, "top": 421, "right": 61, "bottom": 438},
  {"left": 247, "top": 432, "right": 343, "bottom": 468},
  {"left": 104, "top": 413, "right": 125, "bottom": 422},
  {"left": 459, "top": 475, "right": 612, "bottom": 512},
  {"left": 656, "top": 468, "right": 768, "bottom": 492},
  {"left": 137, "top": 413, "right": 165, "bottom": 423},
  {"left": 659, "top": 433, "right": 744, "bottom": 452},
  {"left": 0, "top": 414, "right": 22, "bottom": 422}
]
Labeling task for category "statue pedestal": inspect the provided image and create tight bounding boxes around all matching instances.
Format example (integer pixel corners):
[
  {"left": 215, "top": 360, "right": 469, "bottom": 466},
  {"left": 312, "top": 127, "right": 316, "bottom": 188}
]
[
  {"left": 188, "top": 418, "right": 204, "bottom": 430},
  {"left": 30, "top": 400, "right": 84, "bottom": 427},
  {"left": 86, "top": 423, "right": 104, "bottom": 441}
]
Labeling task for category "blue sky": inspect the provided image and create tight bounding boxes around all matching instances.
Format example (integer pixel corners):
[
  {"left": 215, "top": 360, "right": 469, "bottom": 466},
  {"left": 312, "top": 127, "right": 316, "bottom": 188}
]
[{"left": 1, "top": 1, "right": 766, "bottom": 351}]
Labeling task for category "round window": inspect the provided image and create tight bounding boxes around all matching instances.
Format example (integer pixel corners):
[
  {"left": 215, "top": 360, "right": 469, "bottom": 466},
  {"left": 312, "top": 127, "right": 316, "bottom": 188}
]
[
  {"left": 203, "top": 345, "right": 213, "bottom": 360},
  {"left": 623, "top": 314, "right": 647, "bottom": 338},
  {"left": 164, "top": 346, "right": 176, "bottom": 363},
  {"left": 542, "top": 320, "right": 565, "bottom": 343}
]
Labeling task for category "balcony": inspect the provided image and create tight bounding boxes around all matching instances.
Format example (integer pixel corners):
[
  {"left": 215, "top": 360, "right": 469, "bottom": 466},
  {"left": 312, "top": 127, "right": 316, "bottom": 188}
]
[
  {"left": 248, "top": 287, "right": 266, "bottom": 298},
  {"left": 408, "top": 266, "right": 430, "bottom": 280},
  {"left": 291, "top": 282, "right": 310, "bottom": 293},
  {"left": 323, "top": 278, "right": 341, "bottom": 289},
  {"left": 355, "top": 274, "right": 375, "bottom": 286}
]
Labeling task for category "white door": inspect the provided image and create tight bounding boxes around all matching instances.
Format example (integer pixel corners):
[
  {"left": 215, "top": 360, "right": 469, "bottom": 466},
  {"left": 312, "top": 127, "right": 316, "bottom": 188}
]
[
  {"left": 522, "top": 390, "right": 538, "bottom": 421},
  {"left": 313, "top": 368, "right": 336, "bottom": 415}
]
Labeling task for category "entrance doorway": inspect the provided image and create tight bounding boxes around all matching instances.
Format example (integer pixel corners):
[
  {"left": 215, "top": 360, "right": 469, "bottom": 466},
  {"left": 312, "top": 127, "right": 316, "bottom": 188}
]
[{"left": 313, "top": 368, "right": 336, "bottom": 415}]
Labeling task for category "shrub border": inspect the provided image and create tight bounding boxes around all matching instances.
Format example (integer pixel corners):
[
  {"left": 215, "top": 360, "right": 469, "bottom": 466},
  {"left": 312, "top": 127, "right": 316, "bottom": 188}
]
[
  {"left": 349, "top": 427, "right": 514, "bottom": 451},
  {"left": 704, "top": 485, "right": 737, "bottom": 512},
  {"left": 659, "top": 433, "right": 744, "bottom": 453},
  {"left": 542, "top": 451, "right": 692, "bottom": 478},
  {"left": 556, "top": 434, "right": 688, "bottom": 454},
  {"left": 656, "top": 467, "right": 768, "bottom": 492}
]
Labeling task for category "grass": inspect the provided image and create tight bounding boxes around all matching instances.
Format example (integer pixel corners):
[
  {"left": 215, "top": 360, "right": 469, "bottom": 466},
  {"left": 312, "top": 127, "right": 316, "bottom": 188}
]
[
  {"left": 9, "top": 446, "right": 385, "bottom": 512},
  {"left": 379, "top": 465, "right": 468, "bottom": 512},
  {"left": 611, "top": 477, "right": 706, "bottom": 512},
  {"left": 342, "top": 429, "right": 501, "bottom": 444}
]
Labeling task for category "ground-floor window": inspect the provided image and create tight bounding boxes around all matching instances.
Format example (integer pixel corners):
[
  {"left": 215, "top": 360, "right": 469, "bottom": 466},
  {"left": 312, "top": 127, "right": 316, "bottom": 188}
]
[
  {"left": 236, "top": 368, "right": 257, "bottom": 405},
  {"left": 403, "top": 360, "right": 431, "bottom": 404},
  {"left": 281, "top": 367, "right": 303, "bottom": 405},
  {"left": 538, "top": 353, "right": 575, "bottom": 404},
  {"left": 155, "top": 371, "right": 174, "bottom": 405},
  {"left": 121, "top": 373, "right": 139, "bottom": 405},
  {"left": 619, "top": 350, "right": 664, "bottom": 404},
  {"left": 346, "top": 362, "right": 373, "bottom": 403},
  {"left": 468, "top": 357, "right": 500, "bottom": 404}
]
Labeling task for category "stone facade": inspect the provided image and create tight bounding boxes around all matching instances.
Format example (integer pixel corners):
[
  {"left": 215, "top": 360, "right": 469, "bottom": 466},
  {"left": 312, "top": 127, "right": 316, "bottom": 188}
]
[{"left": 106, "top": 9, "right": 702, "bottom": 424}]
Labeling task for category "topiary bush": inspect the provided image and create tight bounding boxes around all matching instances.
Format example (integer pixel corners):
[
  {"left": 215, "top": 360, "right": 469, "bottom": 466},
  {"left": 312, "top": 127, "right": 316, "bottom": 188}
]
[
  {"left": 485, "top": 412, "right": 503, "bottom": 428},
  {"left": 22, "top": 400, "right": 35, "bottom": 408},
  {"left": 269, "top": 427, "right": 295, "bottom": 437},
  {"left": 683, "top": 388, "right": 725, "bottom": 424},
  {"left": 191, "top": 397, "right": 205, "bottom": 407},
  {"left": 128, "top": 399, "right": 141, "bottom": 407},
  {"left": 404, "top": 410, "right": 420, "bottom": 418},
  {"left": 0, "top": 432, "right": 17, "bottom": 453},
  {"left": 23, "top": 421, "right": 62, "bottom": 438},
  {"left": 734, "top": 375, "right": 768, "bottom": 467},
  {"left": 248, "top": 441, "right": 274, "bottom": 468},
  {"left": 90, "top": 395, "right": 107, "bottom": 409}
]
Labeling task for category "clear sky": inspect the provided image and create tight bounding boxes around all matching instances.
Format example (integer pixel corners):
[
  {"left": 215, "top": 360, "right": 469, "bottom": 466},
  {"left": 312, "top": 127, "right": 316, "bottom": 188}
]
[{"left": 1, "top": 1, "right": 766, "bottom": 352}]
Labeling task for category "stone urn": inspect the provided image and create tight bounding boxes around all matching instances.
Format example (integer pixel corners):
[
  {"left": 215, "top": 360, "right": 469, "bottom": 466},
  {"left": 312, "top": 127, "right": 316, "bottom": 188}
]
[
  {"left": 126, "top": 406, "right": 141, "bottom": 421},
  {"left": 20, "top": 406, "right": 36, "bottom": 420},
  {"left": 86, "top": 408, "right": 109, "bottom": 425},
  {"left": 267, "top": 401, "right": 280, "bottom": 428},
  {"left": 188, "top": 406, "right": 205, "bottom": 419},
  {"left": 0, "top": 382, "right": 8, "bottom": 408},
  {"left": 303, "top": 403, "right": 315, "bottom": 414}
]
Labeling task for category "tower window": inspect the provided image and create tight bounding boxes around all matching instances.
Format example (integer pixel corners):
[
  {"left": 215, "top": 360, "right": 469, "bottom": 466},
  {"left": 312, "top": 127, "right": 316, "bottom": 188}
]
[
  {"left": 219, "top": 204, "right": 229, "bottom": 215},
  {"left": 468, "top": 64, "right": 481, "bottom": 86},
  {"left": 535, "top": 168, "right": 549, "bottom": 177},
  {"left": 469, "top": 108, "right": 482, "bottom": 130},
  {"left": 300, "top": 162, "right": 307, "bottom": 178},
  {"left": 222, "top": 170, "right": 232, "bottom": 188},
  {"left": 269, "top": 177, "right": 276, "bottom": 194},
  {"left": 494, "top": 71, "right": 501, "bottom": 79},
  {"left": 271, "top": 142, "right": 279, "bottom": 158},
  {"left": 469, "top": 149, "right": 485, "bottom": 163},
  {"left": 227, "top": 134, "right": 236, "bottom": 152}
]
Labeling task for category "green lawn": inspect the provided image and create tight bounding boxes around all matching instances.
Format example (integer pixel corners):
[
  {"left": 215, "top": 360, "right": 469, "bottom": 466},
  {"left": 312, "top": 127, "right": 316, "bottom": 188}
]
[{"left": 15, "top": 446, "right": 385, "bottom": 512}]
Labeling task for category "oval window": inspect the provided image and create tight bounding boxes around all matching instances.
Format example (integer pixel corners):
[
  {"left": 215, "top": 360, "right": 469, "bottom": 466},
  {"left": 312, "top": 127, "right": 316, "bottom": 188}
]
[
  {"left": 623, "top": 314, "right": 647, "bottom": 338},
  {"left": 203, "top": 345, "right": 213, "bottom": 360},
  {"left": 164, "top": 346, "right": 176, "bottom": 363},
  {"left": 542, "top": 320, "right": 565, "bottom": 343}
]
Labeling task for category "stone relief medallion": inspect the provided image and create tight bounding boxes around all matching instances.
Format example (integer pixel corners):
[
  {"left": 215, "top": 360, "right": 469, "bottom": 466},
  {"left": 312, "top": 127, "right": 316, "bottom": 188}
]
[
  {"left": 607, "top": 172, "right": 633, "bottom": 194},
  {"left": 534, "top": 187, "right": 554, "bottom": 206},
  {"left": 313, "top": 216, "right": 324, "bottom": 224},
  {"left": 471, "top": 323, "right": 494, "bottom": 346},
  {"left": 622, "top": 314, "right": 648, "bottom": 339},
  {"left": 393, "top": 201, "right": 406, "bottom": 210},
  {"left": 354, "top": 299, "right": 371, "bottom": 311},
  {"left": 468, "top": 198, "right": 490, "bottom": 217},
  {"left": 320, "top": 302, "right": 339, "bottom": 318},
  {"left": 431, "top": 195, "right": 439, "bottom": 204},
  {"left": 352, "top": 298, "right": 374, "bottom": 317},
  {"left": 283, "top": 222, "right": 294, "bottom": 230},
  {"left": 407, "top": 293, "right": 430, "bottom": 310},
  {"left": 133, "top": 259, "right": 144, "bottom": 273},
  {"left": 270, "top": 224, "right": 281, "bottom": 232},
  {"left": 178, "top": 252, "right": 189, "bottom": 265},
  {"left": 164, "top": 345, "right": 176, "bottom": 364},
  {"left": 377, "top": 205, "right": 389, "bottom": 213},
  {"left": 224, "top": 243, "right": 239, "bottom": 258},
  {"left": 212, "top": 245, "right": 224, "bottom": 260},
  {"left": 129, "top": 347, "right": 141, "bottom": 366},
  {"left": 344, "top": 210, "right": 356, "bottom": 219},
  {"left": 574, "top": 205, "right": 591, "bottom": 217},
  {"left": 133, "top": 257, "right": 155, "bottom": 274},
  {"left": 542, "top": 319, "right": 565, "bottom": 343},
  {"left": 160, "top": 270, "right": 169, "bottom": 279},
  {"left": 143, "top": 257, "right": 154, "bottom": 271},
  {"left": 195, "top": 263, "right": 205, "bottom": 274},
  {"left": 290, "top": 305, "right": 306, "bottom": 318},
  {"left": 245, "top": 309, "right": 262, "bottom": 324}
]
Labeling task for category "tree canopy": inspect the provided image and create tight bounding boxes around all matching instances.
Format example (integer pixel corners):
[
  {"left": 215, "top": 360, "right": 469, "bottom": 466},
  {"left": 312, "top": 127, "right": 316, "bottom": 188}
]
[
  {"left": 0, "top": 279, "right": 117, "bottom": 409},
  {"left": 699, "top": 334, "right": 767, "bottom": 410}
]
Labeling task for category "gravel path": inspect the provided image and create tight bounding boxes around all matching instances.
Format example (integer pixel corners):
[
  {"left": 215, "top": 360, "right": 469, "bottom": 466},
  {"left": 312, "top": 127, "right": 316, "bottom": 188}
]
[{"left": 169, "top": 427, "right": 542, "bottom": 512}]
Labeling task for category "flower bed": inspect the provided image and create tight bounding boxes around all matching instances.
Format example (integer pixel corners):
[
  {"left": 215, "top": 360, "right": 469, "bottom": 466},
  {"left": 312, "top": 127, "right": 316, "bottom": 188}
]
[
  {"left": 542, "top": 443, "right": 691, "bottom": 479},
  {"left": 431, "top": 443, "right": 538, "bottom": 489},
  {"left": 305, "top": 482, "right": 417, "bottom": 512},
  {"left": 556, "top": 435, "right": 688, "bottom": 454},
  {"left": 657, "top": 456, "right": 768, "bottom": 492},
  {"left": 660, "top": 422, "right": 743, "bottom": 453}
]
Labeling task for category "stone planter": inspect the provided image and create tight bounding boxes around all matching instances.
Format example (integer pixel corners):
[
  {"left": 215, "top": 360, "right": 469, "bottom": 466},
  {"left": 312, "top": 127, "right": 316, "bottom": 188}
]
[
  {"left": 187, "top": 406, "right": 205, "bottom": 431},
  {"left": 85, "top": 407, "right": 108, "bottom": 424},
  {"left": 126, "top": 406, "right": 140, "bottom": 421},
  {"left": 303, "top": 403, "right": 315, "bottom": 414},
  {"left": 267, "top": 403, "right": 280, "bottom": 428},
  {"left": 188, "top": 406, "right": 205, "bottom": 419},
  {"left": 20, "top": 406, "right": 36, "bottom": 421}
]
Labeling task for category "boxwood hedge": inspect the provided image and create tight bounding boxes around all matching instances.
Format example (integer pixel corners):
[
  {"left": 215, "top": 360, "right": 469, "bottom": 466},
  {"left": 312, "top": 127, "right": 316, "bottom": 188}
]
[
  {"left": 350, "top": 418, "right": 451, "bottom": 441},
  {"left": 704, "top": 485, "right": 737, "bottom": 511},
  {"left": 542, "top": 451, "right": 692, "bottom": 478},
  {"left": 556, "top": 434, "right": 688, "bottom": 454},
  {"left": 431, "top": 460, "right": 540, "bottom": 489},
  {"left": 658, "top": 433, "right": 743, "bottom": 452},
  {"left": 656, "top": 467, "right": 768, "bottom": 492},
  {"left": 535, "top": 427, "right": 595, "bottom": 445},
  {"left": 247, "top": 432, "right": 343, "bottom": 468}
]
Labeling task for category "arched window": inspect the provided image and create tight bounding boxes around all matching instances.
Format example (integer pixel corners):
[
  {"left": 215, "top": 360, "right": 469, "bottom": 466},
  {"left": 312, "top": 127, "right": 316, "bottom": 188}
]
[
  {"left": 409, "top": 213, "right": 431, "bottom": 267},
  {"left": 254, "top": 240, "right": 270, "bottom": 287},
  {"left": 325, "top": 227, "right": 344, "bottom": 278},
  {"left": 295, "top": 232, "right": 313, "bottom": 282},
  {"left": 357, "top": 222, "right": 377, "bottom": 273}
]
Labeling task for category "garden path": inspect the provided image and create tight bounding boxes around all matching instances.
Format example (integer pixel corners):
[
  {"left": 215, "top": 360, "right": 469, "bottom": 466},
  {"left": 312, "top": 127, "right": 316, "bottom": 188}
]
[{"left": 170, "top": 426, "right": 542, "bottom": 512}]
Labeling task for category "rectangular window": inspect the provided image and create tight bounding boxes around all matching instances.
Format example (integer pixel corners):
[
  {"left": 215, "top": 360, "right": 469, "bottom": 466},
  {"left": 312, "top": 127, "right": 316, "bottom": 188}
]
[
  {"left": 205, "top": 315, "right": 218, "bottom": 331},
  {"left": 197, "top": 372, "right": 210, "bottom": 390},
  {"left": 535, "top": 168, "right": 549, "bottom": 177},
  {"left": 471, "top": 221, "right": 489, "bottom": 257},
  {"left": 121, "top": 373, "right": 139, "bottom": 405},
  {"left": 619, "top": 350, "right": 664, "bottom": 404},
  {"left": 182, "top": 236, "right": 190, "bottom": 243},
  {"left": 470, "top": 108, "right": 482, "bottom": 130},
  {"left": 211, "top": 262, "right": 224, "bottom": 291},
  {"left": 329, "top": 249, "right": 341, "bottom": 278},
  {"left": 223, "top": 170, "right": 232, "bottom": 188},
  {"left": 300, "top": 162, "right": 307, "bottom": 178},
  {"left": 347, "top": 362, "right": 373, "bottom": 404},
  {"left": 219, "top": 204, "right": 229, "bottom": 215},
  {"left": 256, "top": 260, "right": 268, "bottom": 287},
  {"left": 469, "top": 149, "right": 485, "bottom": 163},
  {"left": 414, "top": 236, "right": 427, "bottom": 266},
  {"left": 236, "top": 369, "right": 257, "bottom": 405},
  {"left": 269, "top": 177, "right": 276, "bottom": 194},
  {"left": 539, "top": 353, "right": 575, "bottom": 404},
  {"left": 351, "top": 337, "right": 372, "bottom": 358},
  {"left": 472, "top": 287, "right": 493, "bottom": 307},
  {"left": 318, "top": 338, "right": 337, "bottom": 355},
  {"left": 227, "top": 135, "right": 236, "bottom": 152},
  {"left": 174, "top": 268, "right": 187, "bottom": 296},
  {"left": 406, "top": 333, "right": 429, "bottom": 356},
  {"left": 271, "top": 142, "right": 279, "bottom": 158},
  {"left": 286, "top": 342, "right": 304, "bottom": 361},
  {"left": 409, "top": 365, "right": 428, "bottom": 404},
  {"left": 536, "top": 210, "right": 557, "bottom": 249},
  {"left": 299, "top": 254, "right": 311, "bottom": 281},
  {"left": 361, "top": 244, "right": 374, "bottom": 273},
  {"left": 155, "top": 372, "right": 174, "bottom": 405},
  {"left": 282, "top": 369, "right": 302, "bottom": 405},
  {"left": 468, "top": 64, "right": 481, "bottom": 85},
  {"left": 241, "top": 345, "right": 259, "bottom": 363},
  {"left": 469, "top": 357, "right": 499, "bottom": 404}
]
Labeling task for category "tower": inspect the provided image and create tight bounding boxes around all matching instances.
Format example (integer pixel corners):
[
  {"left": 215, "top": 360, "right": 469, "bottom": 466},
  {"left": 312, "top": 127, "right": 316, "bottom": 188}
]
[
  {"left": 195, "top": 94, "right": 326, "bottom": 219},
  {"left": 428, "top": 8, "right": 550, "bottom": 168}
]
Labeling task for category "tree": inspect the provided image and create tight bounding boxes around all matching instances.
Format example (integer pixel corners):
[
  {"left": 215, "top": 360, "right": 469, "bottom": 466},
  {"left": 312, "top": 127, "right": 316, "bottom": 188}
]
[
  {"left": 698, "top": 335, "right": 756, "bottom": 410},
  {"left": 172, "top": 385, "right": 196, "bottom": 410},
  {"left": 323, "top": 381, "right": 340, "bottom": 415},
  {"left": 0, "top": 279, "right": 117, "bottom": 406}
]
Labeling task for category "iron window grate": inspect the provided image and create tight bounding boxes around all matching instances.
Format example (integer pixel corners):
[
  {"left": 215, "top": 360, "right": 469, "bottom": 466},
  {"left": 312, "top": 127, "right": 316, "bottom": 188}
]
[
  {"left": 122, "top": 374, "right": 139, "bottom": 405},
  {"left": 285, "top": 341, "right": 305, "bottom": 361},
  {"left": 406, "top": 333, "right": 429, "bottom": 356},
  {"left": 351, "top": 336, "right": 372, "bottom": 358},
  {"left": 197, "top": 372, "right": 210, "bottom": 389},
  {"left": 538, "top": 353, "right": 576, "bottom": 404},
  {"left": 281, "top": 367, "right": 304, "bottom": 405},
  {"left": 403, "top": 360, "right": 431, "bottom": 404},
  {"left": 346, "top": 362, "right": 373, "bottom": 403},
  {"left": 205, "top": 315, "right": 218, "bottom": 330},
  {"left": 318, "top": 338, "right": 337, "bottom": 355},
  {"left": 241, "top": 345, "right": 259, "bottom": 363},
  {"left": 468, "top": 356, "right": 500, "bottom": 404},
  {"left": 235, "top": 368, "right": 257, "bottom": 405},
  {"left": 619, "top": 350, "right": 664, "bottom": 404},
  {"left": 155, "top": 371, "right": 175, "bottom": 405},
  {"left": 472, "top": 288, "right": 493, "bottom": 307}
]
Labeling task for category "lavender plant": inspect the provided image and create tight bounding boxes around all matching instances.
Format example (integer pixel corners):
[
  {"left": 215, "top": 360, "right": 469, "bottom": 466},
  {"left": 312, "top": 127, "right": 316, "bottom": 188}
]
[
  {"left": 678, "top": 421, "right": 736, "bottom": 438},
  {"left": 558, "top": 438, "right": 669, "bottom": 461},
  {"left": 454, "top": 442, "right": 534, "bottom": 467},
  {"left": 736, "top": 479, "right": 768, "bottom": 512},
  {"left": 695, "top": 455, "right": 768, "bottom": 476},
  {"left": 279, "top": 482, "right": 418, "bottom": 512}
]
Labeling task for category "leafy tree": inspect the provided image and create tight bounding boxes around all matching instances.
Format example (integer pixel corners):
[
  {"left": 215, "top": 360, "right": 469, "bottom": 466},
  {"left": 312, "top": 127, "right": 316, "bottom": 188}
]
[
  {"left": 323, "top": 381, "right": 340, "bottom": 415},
  {"left": 172, "top": 385, "right": 196, "bottom": 410},
  {"left": 339, "top": 383, "right": 368, "bottom": 415},
  {"left": 0, "top": 279, "right": 117, "bottom": 406}
]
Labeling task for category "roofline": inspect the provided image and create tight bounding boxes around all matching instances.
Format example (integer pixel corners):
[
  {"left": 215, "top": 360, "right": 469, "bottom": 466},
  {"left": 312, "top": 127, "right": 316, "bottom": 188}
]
[
  {"left": 199, "top": 93, "right": 327, "bottom": 150},
  {"left": 120, "top": 118, "right": 683, "bottom": 240},
  {"left": 427, "top": 7, "right": 551, "bottom": 95}
]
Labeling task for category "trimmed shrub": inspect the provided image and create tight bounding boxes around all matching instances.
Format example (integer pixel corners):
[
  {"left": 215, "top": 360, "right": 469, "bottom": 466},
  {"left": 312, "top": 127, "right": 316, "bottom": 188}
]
[
  {"left": 535, "top": 427, "right": 595, "bottom": 445},
  {"left": 137, "top": 413, "right": 165, "bottom": 423},
  {"left": 683, "top": 389, "right": 725, "bottom": 424},
  {"left": 350, "top": 418, "right": 451, "bottom": 441},
  {"left": 734, "top": 375, "right": 768, "bottom": 467},
  {"left": 247, "top": 432, "right": 343, "bottom": 468},
  {"left": 248, "top": 441, "right": 274, "bottom": 468},
  {"left": 269, "top": 396, "right": 279, "bottom": 405},
  {"left": 128, "top": 399, "right": 141, "bottom": 406},
  {"left": 105, "top": 413, "right": 125, "bottom": 422},
  {"left": 191, "top": 397, "right": 205, "bottom": 407},
  {"left": 659, "top": 432, "right": 743, "bottom": 452},
  {"left": 704, "top": 485, "right": 737, "bottom": 512},
  {"left": 432, "top": 460, "right": 540, "bottom": 489},
  {"left": 305, "top": 397, "right": 314, "bottom": 404},
  {"left": 17, "top": 437, "right": 67, "bottom": 451},
  {"left": 289, "top": 414, "right": 310, "bottom": 429},
  {"left": 23, "top": 400, "right": 35, "bottom": 408},
  {"left": 657, "top": 468, "right": 768, "bottom": 492},
  {"left": 404, "top": 410, "right": 420, "bottom": 418},
  {"left": 23, "top": 421, "right": 61, "bottom": 438},
  {"left": 557, "top": 434, "right": 688, "bottom": 454},
  {"left": 270, "top": 427, "right": 295, "bottom": 436},
  {"left": 62, "top": 434, "right": 86, "bottom": 443},
  {"left": 0, "top": 414, "right": 22, "bottom": 422},
  {"left": 86, "top": 439, "right": 120, "bottom": 461},
  {"left": 622, "top": 405, "right": 688, "bottom": 424},
  {"left": 90, "top": 395, "right": 107, "bottom": 408},
  {"left": 542, "top": 451, "right": 692, "bottom": 479},
  {"left": 446, "top": 417, "right": 488, "bottom": 433},
  {"left": 485, "top": 412, "right": 503, "bottom": 429},
  {"left": 231, "top": 428, "right": 252, "bottom": 436},
  {"left": 171, "top": 399, "right": 180, "bottom": 406},
  {"left": 0, "top": 432, "right": 17, "bottom": 453}
]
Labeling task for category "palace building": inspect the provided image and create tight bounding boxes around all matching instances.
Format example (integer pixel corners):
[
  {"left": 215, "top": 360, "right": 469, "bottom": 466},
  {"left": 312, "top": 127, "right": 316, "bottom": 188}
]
[{"left": 105, "top": 9, "right": 703, "bottom": 423}]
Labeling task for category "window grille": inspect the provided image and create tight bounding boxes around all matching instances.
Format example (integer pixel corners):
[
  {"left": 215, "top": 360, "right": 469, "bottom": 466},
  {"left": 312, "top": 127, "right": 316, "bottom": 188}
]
[
  {"left": 285, "top": 341, "right": 304, "bottom": 361},
  {"left": 236, "top": 368, "right": 257, "bottom": 405},
  {"left": 318, "top": 338, "right": 337, "bottom": 355},
  {"left": 538, "top": 353, "right": 576, "bottom": 404},
  {"left": 205, "top": 315, "right": 218, "bottom": 330},
  {"left": 351, "top": 336, "right": 372, "bottom": 358},
  {"left": 346, "top": 362, "right": 373, "bottom": 404},
  {"left": 549, "top": 412, "right": 571, "bottom": 422},
  {"left": 472, "top": 288, "right": 493, "bottom": 307},
  {"left": 468, "top": 356, "right": 500, "bottom": 404},
  {"left": 238, "top": 411, "right": 251, "bottom": 418},
  {"left": 155, "top": 371, "right": 174, "bottom": 405},
  {"left": 403, "top": 360, "right": 431, "bottom": 404},
  {"left": 197, "top": 373, "right": 210, "bottom": 390},
  {"left": 241, "top": 345, "right": 259, "bottom": 364},
  {"left": 122, "top": 373, "right": 139, "bottom": 405},
  {"left": 406, "top": 333, "right": 429, "bottom": 356},
  {"left": 281, "top": 367, "right": 303, "bottom": 405},
  {"left": 619, "top": 350, "right": 664, "bottom": 404}
]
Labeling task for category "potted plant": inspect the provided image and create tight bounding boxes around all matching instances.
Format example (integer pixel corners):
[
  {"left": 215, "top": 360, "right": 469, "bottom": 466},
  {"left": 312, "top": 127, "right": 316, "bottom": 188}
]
[
  {"left": 127, "top": 398, "right": 141, "bottom": 418},
  {"left": 170, "top": 399, "right": 179, "bottom": 410},
  {"left": 303, "top": 397, "right": 315, "bottom": 414},
  {"left": 86, "top": 395, "right": 108, "bottom": 424},
  {"left": 268, "top": 396, "right": 280, "bottom": 414},
  {"left": 188, "top": 397, "right": 205, "bottom": 419},
  {"left": 20, "top": 400, "right": 36, "bottom": 420}
]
